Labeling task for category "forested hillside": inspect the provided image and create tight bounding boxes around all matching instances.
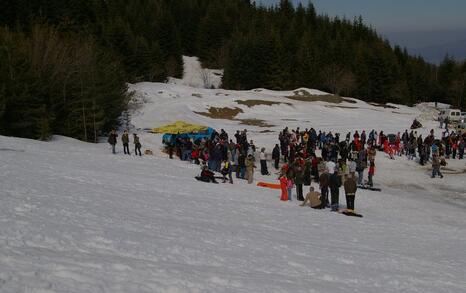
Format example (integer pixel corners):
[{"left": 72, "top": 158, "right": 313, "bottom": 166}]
[{"left": 1, "top": 0, "right": 465, "bottom": 140}]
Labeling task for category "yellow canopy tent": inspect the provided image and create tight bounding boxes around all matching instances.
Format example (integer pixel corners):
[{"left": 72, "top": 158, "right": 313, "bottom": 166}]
[{"left": 151, "top": 121, "right": 208, "bottom": 134}]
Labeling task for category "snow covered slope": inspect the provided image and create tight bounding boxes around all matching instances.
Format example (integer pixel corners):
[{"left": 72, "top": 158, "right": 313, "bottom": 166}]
[
  {"left": 1, "top": 75, "right": 466, "bottom": 292},
  {"left": 1, "top": 133, "right": 466, "bottom": 292},
  {"left": 127, "top": 81, "right": 438, "bottom": 152}
]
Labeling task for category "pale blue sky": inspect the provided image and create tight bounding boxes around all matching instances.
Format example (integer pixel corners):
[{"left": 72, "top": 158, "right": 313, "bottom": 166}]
[{"left": 258, "top": 0, "right": 466, "bottom": 32}]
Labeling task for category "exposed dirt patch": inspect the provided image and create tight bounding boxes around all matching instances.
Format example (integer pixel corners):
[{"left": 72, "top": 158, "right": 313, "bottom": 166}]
[
  {"left": 286, "top": 90, "right": 356, "bottom": 104},
  {"left": 194, "top": 106, "right": 274, "bottom": 127},
  {"left": 192, "top": 93, "right": 202, "bottom": 98},
  {"left": 259, "top": 130, "right": 275, "bottom": 133},
  {"left": 194, "top": 107, "right": 243, "bottom": 120},
  {"left": 235, "top": 99, "right": 292, "bottom": 107},
  {"left": 237, "top": 119, "right": 274, "bottom": 128},
  {"left": 370, "top": 102, "right": 398, "bottom": 109},
  {"left": 282, "top": 118, "right": 298, "bottom": 121},
  {"left": 392, "top": 111, "right": 410, "bottom": 115}
]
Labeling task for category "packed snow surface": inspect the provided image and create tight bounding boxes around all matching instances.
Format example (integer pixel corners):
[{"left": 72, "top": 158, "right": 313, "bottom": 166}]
[{"left": 2, "top": 77, "right": 466, "bottom": 292}]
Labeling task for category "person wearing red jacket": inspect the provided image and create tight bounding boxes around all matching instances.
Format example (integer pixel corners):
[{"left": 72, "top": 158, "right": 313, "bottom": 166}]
[{"left": 279, "top": 175, "right": 288, "bottom": 201}]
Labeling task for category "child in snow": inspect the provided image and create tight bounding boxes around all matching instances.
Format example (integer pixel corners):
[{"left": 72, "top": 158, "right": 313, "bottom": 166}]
[{"left": 286, "top": 176, "right": 294, "bottom": 201}]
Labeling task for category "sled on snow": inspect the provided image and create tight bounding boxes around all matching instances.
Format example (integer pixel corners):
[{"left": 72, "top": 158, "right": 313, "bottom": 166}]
[{"left": 257, "top": 182, "right": 281, "bottom": 190}]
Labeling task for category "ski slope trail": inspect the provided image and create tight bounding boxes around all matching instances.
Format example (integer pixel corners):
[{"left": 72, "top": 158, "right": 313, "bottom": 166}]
[{"left": 1, "top": 134, "right": 466, "bottom": 293}]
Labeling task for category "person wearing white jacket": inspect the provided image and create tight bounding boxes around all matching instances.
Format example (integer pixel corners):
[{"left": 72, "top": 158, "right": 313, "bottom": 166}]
[{"left": 259, "top": 148, "right": 269, "bottom": 175}]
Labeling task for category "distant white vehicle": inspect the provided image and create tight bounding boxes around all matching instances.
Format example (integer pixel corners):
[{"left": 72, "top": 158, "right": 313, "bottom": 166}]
[
  {"left": 457, "top": 121, "right": 466, "bottom": 130},
  {"left": 438, "top": 109, "right": 462, "bottom": 122}
]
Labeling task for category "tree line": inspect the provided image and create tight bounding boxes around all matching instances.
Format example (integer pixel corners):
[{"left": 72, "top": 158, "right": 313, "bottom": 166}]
[{"left": 1, "top": 0, "right": 465, "bottom": 140}]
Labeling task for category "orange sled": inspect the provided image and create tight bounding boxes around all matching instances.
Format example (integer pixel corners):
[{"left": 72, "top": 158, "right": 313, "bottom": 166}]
[{"left": 257, "top": 182, "right": 281, "bottom": 190}]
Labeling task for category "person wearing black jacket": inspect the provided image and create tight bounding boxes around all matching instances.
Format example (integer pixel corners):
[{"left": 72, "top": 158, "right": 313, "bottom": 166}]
[
  {"left": 319, "top": 171, "right": 330, "bottom": 209},
  {"left": 329, "top": 169, "right": 342, "bottom": 211},
  {"left": 107, "top": 130, "right": 118, "bottom": 154},
  {"left": 272, "top": 144, "right": 280, "bottom": 169},
  {"left": 237, "top": 152, "right": 246, "bottom": 179}
]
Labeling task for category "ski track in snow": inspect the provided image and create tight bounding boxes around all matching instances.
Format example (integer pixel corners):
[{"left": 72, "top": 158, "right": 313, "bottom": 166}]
[{"left": 1, "top": 68, "right": 466, "bottom": 292}]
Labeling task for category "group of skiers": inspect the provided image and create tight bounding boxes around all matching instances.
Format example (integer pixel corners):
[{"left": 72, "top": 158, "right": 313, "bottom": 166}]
[{"left": 107, "top": 130, "right": 142, "bottom": 156}]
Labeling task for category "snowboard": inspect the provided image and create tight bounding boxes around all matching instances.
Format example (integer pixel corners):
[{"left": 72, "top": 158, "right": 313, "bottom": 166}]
[
  {"left": 358, "top": 185, "right": 382, "bottom": 192},
  {"left": 339, "top": 209, "right": 363, "bottom": 218}
]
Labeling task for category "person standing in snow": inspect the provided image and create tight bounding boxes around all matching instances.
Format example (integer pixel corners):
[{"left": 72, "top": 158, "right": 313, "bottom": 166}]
[
  {"left": 259, "top": 148, "right": 269, "bottom": 175},
  {"left": 122, "top": 130, "right": 130, "bottom": 155},
  {"left": 237, "top": 152, "right": 246, "bottom": 179},
  {"left": 245, "top": 154, "right": 256, "bottom": 184},
  {"left": 279, "top": 175, "right": 288, "bottom": 201},
  {"left": 272, "top": 144, "right": 280, "bottom": 169},
  {"left": 459, "top": 139, "right": 465, "bottom": 159},
  {"left": 319, "top": 170, "right": 330, "bottom": 208},
  {"left": 356, "top": 157, "right": 366, "bottom": 186},
  {"left": 367, "top": 160, "right": 375, "bottom": 187},
  {"left": 133, "top": 133, "right": 142, "bottom": 156},
  {"left": 293, "top": 159, "right": 305, "bottom": 201},
  {"left": 431, "top": 153, "right": 444, "bottom": 178},
  {"left": 344, "top": 174, "right": 358, "bottom": 211},
  {"left": 329, "top": 168, "right": 342, "bottom": 211},
  {"left": 108, "top": 129, "right": 118, "bottom": 154}
]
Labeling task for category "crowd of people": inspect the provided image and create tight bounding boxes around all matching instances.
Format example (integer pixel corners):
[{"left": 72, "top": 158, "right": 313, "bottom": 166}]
[
  {"left": 274, "top": 127, "right": 379, "bottom": 211},
  {"left": 166, "top": 128, "right": 261, "bottom": 184},
  {"left": 162, "top": 126, "right": 382, "bottom": 212},
  {"left": 108, "top": 122, "right": 466, "bottom": 213}
]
